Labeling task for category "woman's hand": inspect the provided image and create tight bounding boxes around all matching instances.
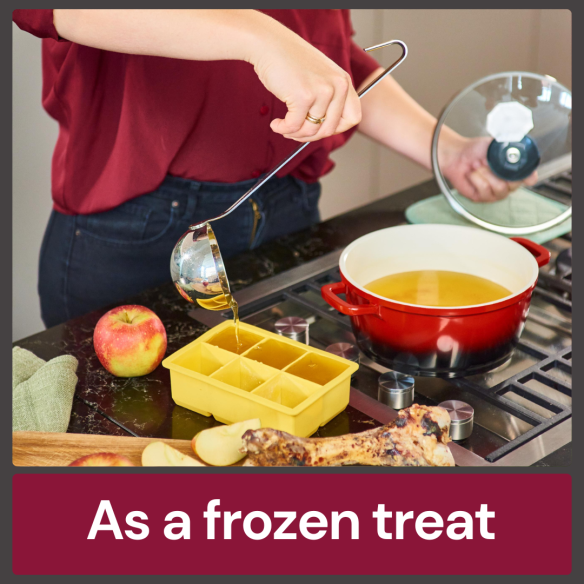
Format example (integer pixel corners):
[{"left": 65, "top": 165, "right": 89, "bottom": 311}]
[
  {"left": 439, "top": 136, "right": 538, "bottom": 202},
  {"left": 356, "top": 68, "right": 540, "bottom": 202},
  {"left": 249, "top": 20, "right": 362, "bottom": 143}
]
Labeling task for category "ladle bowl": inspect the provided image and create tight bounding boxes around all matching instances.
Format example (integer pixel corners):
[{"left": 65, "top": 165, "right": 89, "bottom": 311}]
[
  {"left": 170, "top": 223, "right": 233, "bottom": 309},
  {"left": 170, "top": 40, "right": 408, "bottom": 310}
]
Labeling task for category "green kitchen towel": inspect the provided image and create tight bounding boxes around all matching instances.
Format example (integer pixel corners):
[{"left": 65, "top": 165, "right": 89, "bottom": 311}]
[
  {"left": 405, "top": 189, "right": 571, "bottom": 245},
  {"left": 12, "top": 347, "right": 79, "bottom": 432}
]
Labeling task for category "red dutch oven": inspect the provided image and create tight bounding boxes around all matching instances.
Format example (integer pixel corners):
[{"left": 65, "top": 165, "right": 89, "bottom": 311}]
[{"left": 321, "top": 224, "right": 550, "bottom": 378}]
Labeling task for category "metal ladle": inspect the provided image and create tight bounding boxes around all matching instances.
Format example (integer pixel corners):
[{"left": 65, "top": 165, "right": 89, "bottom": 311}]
[{"left": 170, "top": 40, "right": 408, "bottom": 310}]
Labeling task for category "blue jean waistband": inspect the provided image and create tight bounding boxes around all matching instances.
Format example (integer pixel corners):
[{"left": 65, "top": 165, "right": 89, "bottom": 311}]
[{"left": 159, "top": 173, "right": 297, "bottom": 194}]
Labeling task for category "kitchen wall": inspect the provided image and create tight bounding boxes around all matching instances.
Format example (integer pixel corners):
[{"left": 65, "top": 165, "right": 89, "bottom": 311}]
[
  {"left": 13, "top": 24, "right": 59, "bottom": 342},
  {"left": 12, "top": 9, "right": 571, "bottom": 341}
]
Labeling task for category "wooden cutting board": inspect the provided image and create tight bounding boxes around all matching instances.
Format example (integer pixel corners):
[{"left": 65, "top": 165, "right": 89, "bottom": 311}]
[{"left": 13, "top": 431, "right": 211, "bottom": 467}]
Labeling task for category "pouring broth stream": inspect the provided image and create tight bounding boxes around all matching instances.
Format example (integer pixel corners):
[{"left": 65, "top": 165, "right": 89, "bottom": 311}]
[
  {"left": 364, "top": 270, "right": 512, "bottom": 307},
  {"left": 197, "top": 293, "right": 242, "bottom": 351}
]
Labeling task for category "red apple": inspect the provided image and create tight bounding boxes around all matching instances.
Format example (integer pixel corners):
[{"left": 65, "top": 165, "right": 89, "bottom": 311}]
[
  {"left": 93, "top": 305, "right": 167, "bottom": 377},
  {"left": 68, "top": 452, "right": 134, "bottom": 467}
]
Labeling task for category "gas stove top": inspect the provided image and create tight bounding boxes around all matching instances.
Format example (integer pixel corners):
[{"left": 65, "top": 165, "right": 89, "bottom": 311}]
[{"left": 190, "top": 176, "right": 571, "bottom": 467}]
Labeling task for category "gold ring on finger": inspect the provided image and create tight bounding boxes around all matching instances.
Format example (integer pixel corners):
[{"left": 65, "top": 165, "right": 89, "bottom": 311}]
[{"left": 306, "top": 112, "right": 326, "bottom": 125}]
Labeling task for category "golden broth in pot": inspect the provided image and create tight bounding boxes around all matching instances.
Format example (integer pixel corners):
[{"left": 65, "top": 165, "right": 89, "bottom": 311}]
[{"left": 364, "top": 270, "right": 512, "bottom": 307}]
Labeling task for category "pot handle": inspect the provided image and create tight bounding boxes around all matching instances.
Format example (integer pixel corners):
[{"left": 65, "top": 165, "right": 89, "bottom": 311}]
[
  {"left": 511, "top": 237, "right": 551, "bottom": 268},
  {"left": 321, "top": 282, "right": 379, "bottom": 316}
]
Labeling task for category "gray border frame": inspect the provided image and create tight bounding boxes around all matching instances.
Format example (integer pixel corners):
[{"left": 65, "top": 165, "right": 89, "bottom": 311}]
[{"left": 6, "top": 2, "right": 580, "bottom": 581}]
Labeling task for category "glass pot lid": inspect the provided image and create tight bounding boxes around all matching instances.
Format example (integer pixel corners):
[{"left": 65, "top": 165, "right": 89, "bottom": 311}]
[{"left": 431, "top": 71, "right": 572, "bottom": 235}]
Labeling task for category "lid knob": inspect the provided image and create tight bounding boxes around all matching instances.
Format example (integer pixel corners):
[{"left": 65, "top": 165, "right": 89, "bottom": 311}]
[
  {"left": 506, "top": 146, "right": 521, "bottom": 163},
  {"left": 486, "top": 135, "right": 540, "bottom": 181}
]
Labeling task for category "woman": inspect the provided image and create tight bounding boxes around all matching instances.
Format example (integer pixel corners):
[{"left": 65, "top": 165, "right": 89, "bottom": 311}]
[{"left": 13, "top": 9, "right": 536, "bottom": 327}]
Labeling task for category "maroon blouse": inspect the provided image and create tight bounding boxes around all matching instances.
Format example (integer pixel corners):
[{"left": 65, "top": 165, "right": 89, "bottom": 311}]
[{"left": 13, "top": 9, "right": 380, "bottom": 215}]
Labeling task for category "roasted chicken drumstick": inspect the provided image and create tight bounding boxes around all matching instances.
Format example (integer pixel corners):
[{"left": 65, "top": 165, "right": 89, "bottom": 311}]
[{"left": 242, "top": 404, "right": 454, "bottom": 467}]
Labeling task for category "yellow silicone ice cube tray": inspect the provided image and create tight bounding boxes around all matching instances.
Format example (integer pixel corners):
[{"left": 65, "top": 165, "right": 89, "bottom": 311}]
[{"left": 162, "top": 320, "right": 359, "bottom": 437}]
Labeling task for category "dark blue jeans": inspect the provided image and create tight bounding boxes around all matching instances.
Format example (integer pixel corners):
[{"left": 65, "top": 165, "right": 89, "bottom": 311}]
[{"left": 39, "top": 175, "right": 321, "bottom": 328}]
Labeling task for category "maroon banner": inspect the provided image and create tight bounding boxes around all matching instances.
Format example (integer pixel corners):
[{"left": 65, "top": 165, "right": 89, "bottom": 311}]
[{"left": 13, "top": 473, "right": 571, "bottom": 575}]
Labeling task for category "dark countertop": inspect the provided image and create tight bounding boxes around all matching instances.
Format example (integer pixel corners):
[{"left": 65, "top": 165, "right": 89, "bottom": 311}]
[{"left": 14, "top": 179, "right": 571, "bottom": 466}]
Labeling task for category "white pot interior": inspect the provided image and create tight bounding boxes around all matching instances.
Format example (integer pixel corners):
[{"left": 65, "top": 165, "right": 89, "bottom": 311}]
[{"left": 341, "top": 224, "right": 539, "bottom": 306}]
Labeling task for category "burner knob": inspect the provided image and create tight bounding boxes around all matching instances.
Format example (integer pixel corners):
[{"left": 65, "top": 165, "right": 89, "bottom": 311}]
[
  {"left": 438, "top": 400, "right": 474, "bottom": 441},
  {"left": 275, "top": 317, "right": 309, "bottom": 345},
  {"left": 325, "top": 343, "right": 360, "bottom": 364},
  {"left": 326, "top": 343, "right": 360, "bottom": 377},
  {"left": 378, "top": 371, "right": 414, "bottom": 410}
]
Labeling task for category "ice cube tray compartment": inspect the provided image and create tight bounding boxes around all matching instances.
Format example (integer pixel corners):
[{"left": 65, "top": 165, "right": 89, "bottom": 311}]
[
  {"left": 285, "top": 352, "right": 350, "bottom": 386},
  {"left": 211, "top": 357, "right": 276, "bottom": 393},
  {"left": 243, "top": 338, "right": 307, "bottom": 369},
  {"left": 252, "top": 373, "right": 319, "bottom": 409},
  {"left": 206, "top": 326, "right": 263, "bottom": 354},
  {"left": 171, "top": 342, "right": 236, "bottom": 376},
  {"left": 162, "top": 321, "right": 359, "bottom": 437}
]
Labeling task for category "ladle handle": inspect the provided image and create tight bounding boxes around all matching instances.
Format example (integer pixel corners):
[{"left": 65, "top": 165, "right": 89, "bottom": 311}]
[{"left": 189, "top": 39, "right": 408, "bottom": 230}]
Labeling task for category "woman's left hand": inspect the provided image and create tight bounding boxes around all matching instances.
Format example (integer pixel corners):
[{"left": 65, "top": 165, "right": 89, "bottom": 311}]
[{"left": 440, "top": 136, "right": 538, "bottom": 203}]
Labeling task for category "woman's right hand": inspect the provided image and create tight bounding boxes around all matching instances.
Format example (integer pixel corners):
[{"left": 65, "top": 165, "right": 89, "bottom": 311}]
[{"left": 248, "top": 18, "right": 362, "bottom": 143}]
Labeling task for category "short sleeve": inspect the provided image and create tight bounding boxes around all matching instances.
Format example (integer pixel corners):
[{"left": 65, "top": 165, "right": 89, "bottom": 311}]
[{"left": 12, "top": 9, "right": 62, "bottom": 41}]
